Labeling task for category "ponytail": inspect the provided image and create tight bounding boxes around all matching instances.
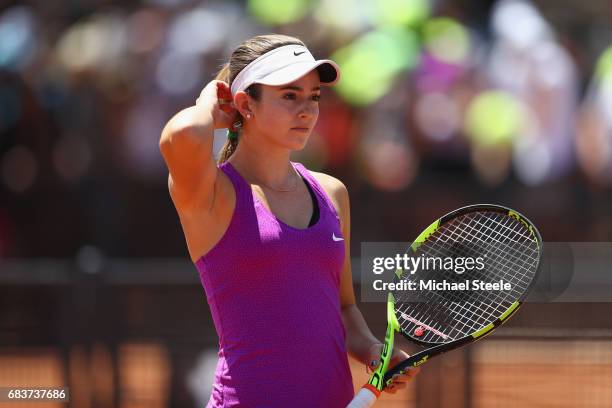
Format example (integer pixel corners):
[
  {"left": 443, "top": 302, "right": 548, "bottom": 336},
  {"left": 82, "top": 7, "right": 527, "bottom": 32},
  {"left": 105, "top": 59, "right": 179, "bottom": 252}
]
[{"left": 215, "top": 63, "right": 238, "bottom": 164}]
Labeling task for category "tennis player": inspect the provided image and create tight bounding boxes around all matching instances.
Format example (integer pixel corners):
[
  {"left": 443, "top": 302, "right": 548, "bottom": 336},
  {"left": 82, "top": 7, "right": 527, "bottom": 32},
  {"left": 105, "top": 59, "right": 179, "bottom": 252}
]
[{"left": 159, "top": 34, "right": 419, "bottom": 408}]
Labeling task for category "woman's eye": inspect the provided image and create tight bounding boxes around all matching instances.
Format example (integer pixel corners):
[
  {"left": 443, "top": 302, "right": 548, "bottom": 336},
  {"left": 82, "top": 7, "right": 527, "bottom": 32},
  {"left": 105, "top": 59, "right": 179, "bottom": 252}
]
[{"left": 282, "top": 93, "right": 320, "bottom": 102}]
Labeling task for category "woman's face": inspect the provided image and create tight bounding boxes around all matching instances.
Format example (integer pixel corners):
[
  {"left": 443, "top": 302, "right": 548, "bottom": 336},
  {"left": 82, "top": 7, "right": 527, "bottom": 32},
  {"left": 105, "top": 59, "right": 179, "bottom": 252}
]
[{"left": 248, "top": 70, "right": 321, "bottom": 150}]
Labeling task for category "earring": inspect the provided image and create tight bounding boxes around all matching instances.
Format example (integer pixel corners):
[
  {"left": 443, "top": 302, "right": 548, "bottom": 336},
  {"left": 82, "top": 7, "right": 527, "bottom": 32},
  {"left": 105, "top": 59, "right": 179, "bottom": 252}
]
[{"left": 246, "top": 113, "right": 252, "bottom": 119}]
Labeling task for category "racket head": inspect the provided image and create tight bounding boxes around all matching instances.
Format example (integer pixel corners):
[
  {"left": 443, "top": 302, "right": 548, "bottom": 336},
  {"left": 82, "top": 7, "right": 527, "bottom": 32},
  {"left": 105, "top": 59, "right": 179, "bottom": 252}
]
[{"left": 392, "top": 204, "right": 543, "bottom": 347}]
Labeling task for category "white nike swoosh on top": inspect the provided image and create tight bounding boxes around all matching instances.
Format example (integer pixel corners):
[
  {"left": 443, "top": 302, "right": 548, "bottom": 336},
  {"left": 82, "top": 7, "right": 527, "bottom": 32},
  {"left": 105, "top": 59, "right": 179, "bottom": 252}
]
[{"left": 332, "top": 233, "right": 344, "bottom": 242}]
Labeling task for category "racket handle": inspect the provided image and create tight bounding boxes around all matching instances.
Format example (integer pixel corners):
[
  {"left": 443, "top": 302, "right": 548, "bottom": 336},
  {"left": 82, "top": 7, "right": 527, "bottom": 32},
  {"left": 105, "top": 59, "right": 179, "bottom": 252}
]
[{"left": 346, "top": 385, "right": 380, "bottom": 408}]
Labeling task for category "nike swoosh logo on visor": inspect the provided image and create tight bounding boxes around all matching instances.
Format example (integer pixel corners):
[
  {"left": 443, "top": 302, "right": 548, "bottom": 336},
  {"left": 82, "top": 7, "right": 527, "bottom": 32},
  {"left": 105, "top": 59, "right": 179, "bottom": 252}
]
[
  {"left": 332, "top": 233, "right": 344, "bottom": 242},
  {"left": 294, "top": 51, "right": 306, "bottom": 56}
]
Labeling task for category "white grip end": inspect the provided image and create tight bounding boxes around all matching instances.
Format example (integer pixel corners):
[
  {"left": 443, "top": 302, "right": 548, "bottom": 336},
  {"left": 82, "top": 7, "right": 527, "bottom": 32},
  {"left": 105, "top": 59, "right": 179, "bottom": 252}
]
[{"left": 346, "top": 387, "right": 378, "bottom": 408}]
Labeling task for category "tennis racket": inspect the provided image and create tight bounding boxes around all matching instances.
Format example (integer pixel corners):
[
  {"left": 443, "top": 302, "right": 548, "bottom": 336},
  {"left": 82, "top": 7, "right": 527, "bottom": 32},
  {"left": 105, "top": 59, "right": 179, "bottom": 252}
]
[{"left": 347, "top": 204, "right": 543, "bottom": 408}]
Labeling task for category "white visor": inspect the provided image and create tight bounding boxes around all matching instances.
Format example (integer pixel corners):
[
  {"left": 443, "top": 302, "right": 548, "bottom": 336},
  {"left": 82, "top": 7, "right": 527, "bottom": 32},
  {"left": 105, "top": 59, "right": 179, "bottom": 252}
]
[{"left": 230, "top": 44, "right": 341, "bottom": 96}]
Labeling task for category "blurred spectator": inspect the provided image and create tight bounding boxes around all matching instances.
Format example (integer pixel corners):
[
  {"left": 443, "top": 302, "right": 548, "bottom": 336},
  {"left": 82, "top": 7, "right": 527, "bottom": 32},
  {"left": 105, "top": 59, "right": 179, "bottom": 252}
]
[{"left": 1, "top": 0, "right": 611, "bottom": 260}]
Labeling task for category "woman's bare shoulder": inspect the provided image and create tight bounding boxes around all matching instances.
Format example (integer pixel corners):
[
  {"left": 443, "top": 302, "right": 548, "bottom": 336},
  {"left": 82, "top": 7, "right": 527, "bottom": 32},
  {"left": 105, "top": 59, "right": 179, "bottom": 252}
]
[
  {"left": 309, "top": 170, "right": 346, "bottom": 193},
  {"left": 308, "top": 169, "right": 350, "bottom": 217}
]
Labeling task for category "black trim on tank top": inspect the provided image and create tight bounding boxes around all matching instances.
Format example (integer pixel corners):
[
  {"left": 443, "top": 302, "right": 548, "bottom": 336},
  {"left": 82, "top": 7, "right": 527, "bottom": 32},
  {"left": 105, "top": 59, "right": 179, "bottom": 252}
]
[{"left": 301, "top": 175, "right": 320, "bottom": 227}]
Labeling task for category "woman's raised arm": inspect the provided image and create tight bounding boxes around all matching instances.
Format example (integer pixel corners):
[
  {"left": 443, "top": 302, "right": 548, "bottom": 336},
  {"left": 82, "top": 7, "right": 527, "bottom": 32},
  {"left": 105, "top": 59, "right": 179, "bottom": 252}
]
[{"left": 159, "top": 81, "right": 236, "bottom": 211}]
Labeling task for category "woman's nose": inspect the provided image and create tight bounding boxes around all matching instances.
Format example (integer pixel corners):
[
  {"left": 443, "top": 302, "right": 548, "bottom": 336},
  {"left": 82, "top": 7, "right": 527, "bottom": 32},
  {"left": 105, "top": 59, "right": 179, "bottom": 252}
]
[{"left": 299, "top": 103, "right": 317, "bottom": 118}]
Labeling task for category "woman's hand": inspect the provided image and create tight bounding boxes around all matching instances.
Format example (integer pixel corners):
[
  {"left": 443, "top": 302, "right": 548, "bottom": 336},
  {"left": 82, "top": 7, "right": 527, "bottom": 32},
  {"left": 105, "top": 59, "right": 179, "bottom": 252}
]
[
  {"left": 195, "top": 80, "right": 239, "bottom": 130},
  {"left": 366, "top": 343, "right": 420, "bottom": 394}
]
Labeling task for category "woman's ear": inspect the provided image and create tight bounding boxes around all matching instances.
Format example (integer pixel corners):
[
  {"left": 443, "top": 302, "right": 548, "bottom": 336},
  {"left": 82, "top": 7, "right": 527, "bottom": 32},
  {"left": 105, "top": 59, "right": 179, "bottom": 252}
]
[{"left": 233, "top": 91, "right": 254, "bottom": 119}]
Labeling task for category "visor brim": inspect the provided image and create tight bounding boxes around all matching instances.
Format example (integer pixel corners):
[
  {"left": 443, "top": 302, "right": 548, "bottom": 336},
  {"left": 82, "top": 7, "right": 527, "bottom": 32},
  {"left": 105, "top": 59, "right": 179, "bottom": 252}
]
[{"left": 255, "top": 59, "right": 341, "bottom": 88}]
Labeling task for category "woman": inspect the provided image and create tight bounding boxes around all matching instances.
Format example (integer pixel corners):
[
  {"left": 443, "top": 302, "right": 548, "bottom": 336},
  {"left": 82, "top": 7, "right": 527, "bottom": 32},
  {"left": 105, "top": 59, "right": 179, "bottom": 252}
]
[{"left": 159, "top": 34, "right": 418, "bottom": 408}]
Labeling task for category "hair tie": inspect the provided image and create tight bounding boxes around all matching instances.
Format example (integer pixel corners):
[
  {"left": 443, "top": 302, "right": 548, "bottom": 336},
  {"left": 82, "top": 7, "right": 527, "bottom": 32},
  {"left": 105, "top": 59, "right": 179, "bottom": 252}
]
[
  {"left": 227, "top": 119, "right": 242, "bottom": 142},
  {"left": 227, "top": 129, "right": 239, "bottom": 141}
]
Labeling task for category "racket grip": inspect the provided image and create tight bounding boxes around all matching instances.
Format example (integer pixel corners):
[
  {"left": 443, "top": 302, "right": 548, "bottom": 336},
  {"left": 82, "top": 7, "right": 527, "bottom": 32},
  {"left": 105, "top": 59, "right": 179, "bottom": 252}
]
[{"left": 346, "top": 385, "right": 380, "bottom": 408}]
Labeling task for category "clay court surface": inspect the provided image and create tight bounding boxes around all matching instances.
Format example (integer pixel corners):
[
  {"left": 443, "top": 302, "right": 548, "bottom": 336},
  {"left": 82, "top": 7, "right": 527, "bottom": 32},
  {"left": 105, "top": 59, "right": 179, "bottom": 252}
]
[{"left": 1, "top": 339, "right": 611, "bottom": 408}]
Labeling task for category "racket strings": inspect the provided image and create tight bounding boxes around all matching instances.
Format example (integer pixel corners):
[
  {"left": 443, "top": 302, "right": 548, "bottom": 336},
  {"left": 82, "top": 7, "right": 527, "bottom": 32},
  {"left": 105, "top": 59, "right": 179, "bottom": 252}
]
[
  {"left": 395, "top": 211, "right": 540, "bottom": 344},
  {"left": 405, "top": 212, "right": 538, "bottom": 340},
  {"left": 402, "top": 214, "right": 527, "bottom": 306},
  {"left": 408, "top": 212, "right": 537, "bottom": 340}
]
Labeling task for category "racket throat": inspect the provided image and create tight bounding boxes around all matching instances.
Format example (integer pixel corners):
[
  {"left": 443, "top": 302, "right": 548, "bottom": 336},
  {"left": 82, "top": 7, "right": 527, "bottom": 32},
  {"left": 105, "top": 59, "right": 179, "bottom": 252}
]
[{"left": 367, "top": 294, "right": 400, "bottom": 391}]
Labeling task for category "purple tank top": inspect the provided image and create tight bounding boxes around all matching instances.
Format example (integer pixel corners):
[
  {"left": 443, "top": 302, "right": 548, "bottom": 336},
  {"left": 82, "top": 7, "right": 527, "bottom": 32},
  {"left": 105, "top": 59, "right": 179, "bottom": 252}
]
[{"left": 194, "top": 161, "right": 354, "bottom": 408}]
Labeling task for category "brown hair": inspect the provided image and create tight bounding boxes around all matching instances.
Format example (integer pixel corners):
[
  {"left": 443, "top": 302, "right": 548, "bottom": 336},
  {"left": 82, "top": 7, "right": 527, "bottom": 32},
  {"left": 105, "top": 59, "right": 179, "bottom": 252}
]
[{"left": 215, "top": 34, "right": 306, "bottom": 164}]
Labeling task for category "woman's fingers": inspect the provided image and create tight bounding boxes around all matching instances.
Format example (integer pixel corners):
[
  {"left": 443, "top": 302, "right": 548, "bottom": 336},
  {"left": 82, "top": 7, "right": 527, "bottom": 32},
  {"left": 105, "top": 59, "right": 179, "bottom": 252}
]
[
  {"left": 390, "top": 379, "right": 408, "bottom": 389},
  {"left": 382, "top": 370, "right": 416, "bottom": 394},
  {"left": 216, "top": 83, "right": 236, "bottom": 115},
  {"left": 192, "top": 80, "right": 239, "bottom": 129},
  {"left": 385, "top": 381, "right": 407, "bottom": 394},
  {"left": 392, "top": 373, "right": 412, "bottom": 384},
  {"left": 216, "top": 81, "right": 233, "bottom": 100},
  {"left": 367, "top": 345, "right": 420, "bottom": 394},
  {"left": 218, "top": 101, "right": 235, "bottom": 114},
  {"left": 399, "top": 366, "right": 420, "bottom": 378}
]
